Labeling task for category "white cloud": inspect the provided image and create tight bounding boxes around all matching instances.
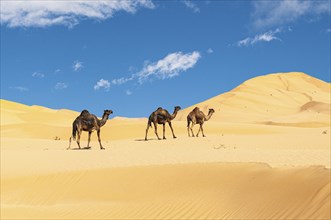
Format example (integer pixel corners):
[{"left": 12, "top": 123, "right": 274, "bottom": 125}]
[
  {"left": 126, "top": 90, "right": 133, "bottom": 96},
  {"left": 11, "top": 86, "right": 29, "bottom": 92},
  {"left": 138, "top": 51, "right": 201, "bottom": 82},
  {"left": 183, "top": 1, "right": 200, "bottom": 13},
  {"left": 73, "top": 61, "right": 83, "bottom": 72},
  {"left": 32, "top": 71, "right": 45, "bottom": 78},
  {"left": 327, "top": 28, "right": 331, "bottom": 33},
  {"left": 55, "top": 82, "right": 68, "bottom": 90},
  {"left": 252, "top": 0, "right": 331, "bottom": 29},
  {"left": 54, "top": 69, "right": 61, "bottom": 73},
  {"left": 111, "top": 76, "right": 134, "bottom": 85},
  {"left": 94, "top": 79, "right": 110, "bottom": 91},
  {"left": 237, "top": 29, "right": 282, "bottom": 47},
  {"left": 207, "top": 48, "right": 213, "bottom": 54},
  {"left": 1, "top": 0, "right": 155, "bottom": 28},
  {"left": 110, "top": 51, "right": 201, "bottom": 86}
]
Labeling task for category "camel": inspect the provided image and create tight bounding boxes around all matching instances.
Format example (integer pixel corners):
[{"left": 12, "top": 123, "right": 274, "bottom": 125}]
[
  {"left": 187, "top": 107, "right": 215, "bottom": 137},
  {"left": 145, "top": 106, "right": 181, "bottom": 141},
  {"left": 68, "top": 109, "right": 113, "bottom": 150}
]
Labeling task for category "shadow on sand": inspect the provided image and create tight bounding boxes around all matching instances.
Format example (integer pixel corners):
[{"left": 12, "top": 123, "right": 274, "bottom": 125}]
[
  {"left": 134, "top": 138, "right": 164, "bottom": 142},
  {"left": 69, "top": 147, "right": 92, "bottom": 150}
]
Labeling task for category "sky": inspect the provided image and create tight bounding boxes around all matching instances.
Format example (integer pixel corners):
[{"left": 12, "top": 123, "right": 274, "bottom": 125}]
[{"left": 1, "top": 0, "right": 330, "bottom": 118}]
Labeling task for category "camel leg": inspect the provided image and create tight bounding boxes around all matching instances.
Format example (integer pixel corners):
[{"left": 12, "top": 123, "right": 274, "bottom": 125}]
[
  {"left": 187, "top": 120, "right": 191, "bottom": 137},
  {"left": 168, "top": 121, "right": 176, "bottom": 139},
  {"left": 201, "top": 124, "right": 206, "bottom": 137},
  {"left": 197, "top": 124, "right": 205, "bottom": 137},
  {"left": 76, "top": 131, "right": 81, "bottom": 149},
  {"left": 97, "top": 130, "right": 105, "bottom": 150},
  {"left": 87, "top": 131, "right": 92, "bottom": 149},
  {"left": 190, "top": 123, "right": 195, "bottom": 137},
  {"left": 163, "top": 124, "right": 166, "bottom": 139},
  {"left": 67, "top": 137, "right": 72, "bottom": 150},
  {"left": 187, "top": 127, "right": 190, "bottom": 137},
  {"left": 196, "top": 124, "right": 201, "bottom": 137},
  {"left": 154, "top": 122, "right": 161, "bottom": 140},
  {"left": 145, "top": 123, "right": 150, "bottom": 141}
]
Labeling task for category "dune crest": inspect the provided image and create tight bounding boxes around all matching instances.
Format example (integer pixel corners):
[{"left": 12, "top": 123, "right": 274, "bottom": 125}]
[{"left": 300, "top": 101, "right": 330, "bottom": 114}]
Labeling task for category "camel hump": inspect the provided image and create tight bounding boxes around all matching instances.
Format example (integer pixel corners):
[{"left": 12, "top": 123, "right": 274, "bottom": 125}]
[
  {"left": 157, "top": 107, "right": 163, "bottom": 111},
  {"left": 80, "top": 109, "right": 90, "bottom": 117},
  {"left": 193, "top": 107, "right": 200, "bottom": 111}
]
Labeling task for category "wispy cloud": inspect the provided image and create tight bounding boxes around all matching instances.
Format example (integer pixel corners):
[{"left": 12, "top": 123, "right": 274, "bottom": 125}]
[
  {"left": 207, "top": 48, "right": 213, "bottom": 54},
  {"left": 237, "top": 29, "right": 282, "bottom": 47},
  {"left": 137, "top": 51, "right": 201, "bottom": 83},
  {"left": 126, "top": 90, "right": 133, "bottom": 96},
  {"left": 1, "top": 0, "right": 155, "bottom": 28},
  {"left": 183, "top": 1, "right": 200, "bottom": 13},
  {"left": 54, "top": 82, "right": 68, "bottom": 90},
  {"left": 111, "top": 51, "right": 201, "bottom": 86},
  {"left": 94, "top": 79, "right": 110, "bottom": 91},
  {"left": 252, "top": 0, "right": 330, "bottom": 29},
  {"left": 72, "top": 61, "right": 83, "bottom": 72},
  {"left": 10, "top": 86, "right": 29, "bottom": 92},
  {"left": 111, "top": 76, "right": 134, "bottom": 85},
  {"left": 32, "top": 71, "right": 45, "bottom": 78}
]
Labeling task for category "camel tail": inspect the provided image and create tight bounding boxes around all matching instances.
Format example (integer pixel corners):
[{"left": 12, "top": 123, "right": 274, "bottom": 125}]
[
  {"left": 72, "top": 123, "right": 77, "bottom": 141},
  {"left": 148, "top": 115, "right": 153, "bottom": 128},
  {"left": 187, "top": 115, "right": 191, "bottom": 127}
]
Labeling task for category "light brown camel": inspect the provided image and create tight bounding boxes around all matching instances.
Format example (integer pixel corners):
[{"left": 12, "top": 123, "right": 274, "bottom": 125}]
[
  {"left": 145, "top": 106, "right": 181, "bottom": 141},
  {"left": 187, "top": 107, "right": 215, "bottom": 137},
  {"left": 68, "top": 109, "right": 113, "bottom": 150}
]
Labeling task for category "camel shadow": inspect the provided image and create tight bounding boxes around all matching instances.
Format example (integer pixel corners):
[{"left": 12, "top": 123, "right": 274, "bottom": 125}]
[
  {"left": 135, "top": 138, "right": 163, "bottom": 142},
  {"left": 69, "top": 147, "right": 92, "bottom": 150}
]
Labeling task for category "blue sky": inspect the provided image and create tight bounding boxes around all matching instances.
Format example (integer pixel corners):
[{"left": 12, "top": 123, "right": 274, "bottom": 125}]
[{"left": 1, "top": 0, "right": 330, "bottom": 117}]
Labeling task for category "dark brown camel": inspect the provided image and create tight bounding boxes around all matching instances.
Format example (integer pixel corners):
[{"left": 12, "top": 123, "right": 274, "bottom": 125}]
[
  {"left": 145, "top": 106, "right": 181, "bottom": 141},
  {"left": 68, "top": 109, "right": 113, "bottom": 150},
  {"left": 187, "top": 107, "right": 215, "bottom": 137}
]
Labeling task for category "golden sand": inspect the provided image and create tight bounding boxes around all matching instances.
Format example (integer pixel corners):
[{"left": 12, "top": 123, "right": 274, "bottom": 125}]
[{"left": 1, "top": 72, "right": 330, "bottom": 219}]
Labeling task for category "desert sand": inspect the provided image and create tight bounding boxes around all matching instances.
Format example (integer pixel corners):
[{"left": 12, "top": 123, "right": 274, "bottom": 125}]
[{"left": 1, "top": 72, "right": 330, "bottom": 219}]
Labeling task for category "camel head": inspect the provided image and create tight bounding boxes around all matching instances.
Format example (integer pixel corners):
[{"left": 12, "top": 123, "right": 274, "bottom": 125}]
[
  {"left": 103, "top": 109, "right": 113, "bottom": 119},
  {"left": 174, "top": 106, "right": 181, "bottom": 112},
  {"left": 208, "top": 108, "right": 215, "bottom": 114}
]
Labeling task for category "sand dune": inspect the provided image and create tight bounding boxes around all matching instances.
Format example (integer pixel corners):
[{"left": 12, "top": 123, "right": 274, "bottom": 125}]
[
  {"left": 1, "top": 72, "right": 330, "bottom": 219},
  {"left": 1, "top": 72, "right": 330, "bottom": 140},
  {"left": 176, "top": 72, "right": 331, "bottom": 126}
]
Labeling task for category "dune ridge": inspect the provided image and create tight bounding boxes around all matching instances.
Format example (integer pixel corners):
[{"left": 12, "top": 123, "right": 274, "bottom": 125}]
[{"left": 176, "top": 72, "right": 331, "bottom": 126}]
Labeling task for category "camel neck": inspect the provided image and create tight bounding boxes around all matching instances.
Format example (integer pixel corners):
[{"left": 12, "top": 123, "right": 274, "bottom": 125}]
[
  {"left": 99, "top": 114, "right": 109, "bottom": 127},
  {"left": 204, "top": 112, "right": 213, "bottom": 121},
  {"left": 170, "top": 110, "right": 178, "bottom": 120}
]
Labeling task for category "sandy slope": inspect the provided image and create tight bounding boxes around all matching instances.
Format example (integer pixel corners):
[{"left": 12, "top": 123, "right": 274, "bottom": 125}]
[
  {"left": 2, "top": 164, "right": 330, "bottom": 219},
  {"left": 1, "top": 72, "right": 330, "bottom": 219},
  {"left": 176, "top": 72, "right": 330, "bottom": 126}
]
